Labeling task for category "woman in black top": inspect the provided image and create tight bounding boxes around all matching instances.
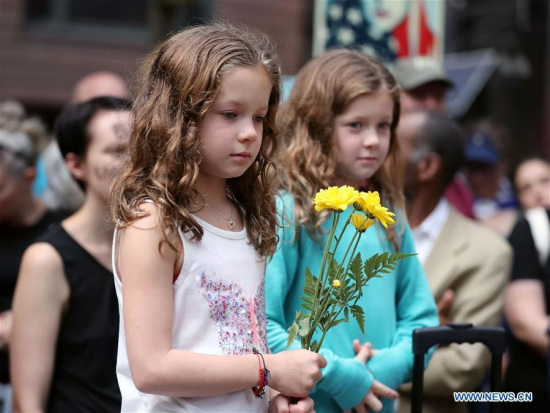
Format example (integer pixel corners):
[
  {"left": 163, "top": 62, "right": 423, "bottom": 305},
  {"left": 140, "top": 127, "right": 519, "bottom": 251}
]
[
  {"left": 0, "top": 102, "right": 63, "bottom": 410},
  {"left": 504, "top": 208, "right": 550, "bottom": 412},
  {"left": 11, "top": 97, "right": 131, "bottom": 413}
]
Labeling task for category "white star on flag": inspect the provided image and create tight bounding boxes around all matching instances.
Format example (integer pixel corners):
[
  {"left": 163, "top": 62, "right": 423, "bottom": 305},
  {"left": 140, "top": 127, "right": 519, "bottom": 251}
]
[
  {"left": 337, "top": 27, "right": 355, "bottom": 45},
  {"left": 346, "top": 7, "right": 362, "bottom": 25},
  {"left": 329, "top": 3, "right": 343, "bottom": 20}
]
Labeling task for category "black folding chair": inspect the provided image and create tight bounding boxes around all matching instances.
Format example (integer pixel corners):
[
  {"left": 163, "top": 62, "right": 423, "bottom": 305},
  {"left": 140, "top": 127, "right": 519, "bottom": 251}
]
[{"left": 411, "top": 323, "right": 506, "bottom": 413}]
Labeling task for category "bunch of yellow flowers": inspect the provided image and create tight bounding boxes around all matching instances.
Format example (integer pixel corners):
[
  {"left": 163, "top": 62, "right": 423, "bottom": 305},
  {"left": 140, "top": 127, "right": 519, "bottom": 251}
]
[
  {"left": 313, "top": 185, "right": 395, "bottom": 228},
  {"left": 287, "top": 186, "right": 414, "bottom": 352}
]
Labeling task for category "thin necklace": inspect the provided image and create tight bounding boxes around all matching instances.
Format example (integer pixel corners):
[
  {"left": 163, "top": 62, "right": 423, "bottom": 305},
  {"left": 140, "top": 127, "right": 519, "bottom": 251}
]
[{"left": 204, "top": 203, "right": 236, "bottom": 230}]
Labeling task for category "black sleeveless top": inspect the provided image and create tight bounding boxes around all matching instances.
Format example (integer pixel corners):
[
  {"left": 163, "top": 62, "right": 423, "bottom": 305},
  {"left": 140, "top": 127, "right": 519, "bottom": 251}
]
[
  {"left": 504, "top": 210, "right": 550, "bottom": 412},
  {"left": 36, "top": 225, "right": 121, "bottom": 413},
  {"left": 0, "top": 209, "right": 63, "bottom": 383}
]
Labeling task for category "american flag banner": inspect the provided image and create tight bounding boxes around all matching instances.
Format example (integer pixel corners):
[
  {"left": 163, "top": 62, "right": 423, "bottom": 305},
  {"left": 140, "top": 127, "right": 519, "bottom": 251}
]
[{"left": 313, "top": 0, "right": 445, "bottom": 63}]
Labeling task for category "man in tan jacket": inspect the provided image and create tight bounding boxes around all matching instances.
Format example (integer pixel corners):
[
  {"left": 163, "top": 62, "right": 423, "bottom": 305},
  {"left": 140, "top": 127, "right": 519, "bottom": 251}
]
[{"left": 396, "top": 110, "right": 512, "bottom": 413}]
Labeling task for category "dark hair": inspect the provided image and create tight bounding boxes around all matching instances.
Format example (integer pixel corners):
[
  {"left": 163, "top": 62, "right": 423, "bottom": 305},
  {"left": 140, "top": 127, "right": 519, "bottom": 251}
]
[
  {"left": 414, "top": 110, "right": 465, "bottom": 187},
  {"left": 55, "top": 96, "right": 132, "bottom": 158},
  {"left": 511, "top": 155, "right": 550, "bottom": 190}
]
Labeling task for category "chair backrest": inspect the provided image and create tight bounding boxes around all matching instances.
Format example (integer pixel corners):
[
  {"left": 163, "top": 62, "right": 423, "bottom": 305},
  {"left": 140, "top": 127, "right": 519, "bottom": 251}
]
[{"left": 411, "top": 323, "right": 506, "bottom": 413}]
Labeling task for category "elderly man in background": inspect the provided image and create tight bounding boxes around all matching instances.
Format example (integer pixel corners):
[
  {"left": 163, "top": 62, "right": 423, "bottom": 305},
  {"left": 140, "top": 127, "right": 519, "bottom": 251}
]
[
  {"left": 395, "top": 109, "right": 512, "bottom": 413},
  {"left": 393, "top": 57, "right": 476, "bottom": 221}
]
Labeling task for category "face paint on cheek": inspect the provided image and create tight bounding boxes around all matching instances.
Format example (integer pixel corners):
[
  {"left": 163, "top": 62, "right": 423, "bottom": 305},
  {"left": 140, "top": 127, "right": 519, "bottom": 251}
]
[
  {"left": 113, "top": 120, "right": 131, "bottom": 142},
  {"left": 93, "top": 164, "right": 122, "bottom": 183}
]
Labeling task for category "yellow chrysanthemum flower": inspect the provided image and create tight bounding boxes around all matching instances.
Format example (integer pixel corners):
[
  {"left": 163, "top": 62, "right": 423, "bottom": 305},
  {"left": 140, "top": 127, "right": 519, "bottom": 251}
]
[
  {"left": 350, "top": 212, "right": 374, "bottom": 232},
  {"left": 355, "top": 191, "right": 381, "bottom": 212},
  {"left": 313, "top": 186, "right": 360, "bottom": 212},
  {"left": 355, "top": 191, "right": 395, "bottom": 228},
  {"left": 332, "top": 280, "right": 341, "bottom": 288},
  {"left": 371, "top": 205, "right": 396, "bottom": 228}
]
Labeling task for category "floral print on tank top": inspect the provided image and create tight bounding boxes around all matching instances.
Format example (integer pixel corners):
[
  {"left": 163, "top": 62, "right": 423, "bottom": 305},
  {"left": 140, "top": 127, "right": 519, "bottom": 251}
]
[{"left": 196, "top": 270, "right": 268, "bottom": 355}]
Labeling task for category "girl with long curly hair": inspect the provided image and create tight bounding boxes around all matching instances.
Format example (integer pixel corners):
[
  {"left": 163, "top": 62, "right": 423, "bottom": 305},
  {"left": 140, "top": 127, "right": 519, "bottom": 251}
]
[
  {"left": 109, "top": 23, "right": 325, "bottom": 413},
  {"left": 265, "top": 49, "right": 438, "bottom": 413}
]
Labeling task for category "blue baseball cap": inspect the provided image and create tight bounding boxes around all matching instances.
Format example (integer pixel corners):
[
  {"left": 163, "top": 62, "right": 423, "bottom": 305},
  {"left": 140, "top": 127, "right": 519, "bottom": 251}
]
[{"left": 465, "top": 131, "right": 500, "bottom": 165}]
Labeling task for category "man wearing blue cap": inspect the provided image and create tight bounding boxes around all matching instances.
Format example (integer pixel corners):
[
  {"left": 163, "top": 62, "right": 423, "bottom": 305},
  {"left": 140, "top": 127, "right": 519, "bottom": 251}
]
[{"left": 464, "top": 130, "right": 518, "bottom": 236}]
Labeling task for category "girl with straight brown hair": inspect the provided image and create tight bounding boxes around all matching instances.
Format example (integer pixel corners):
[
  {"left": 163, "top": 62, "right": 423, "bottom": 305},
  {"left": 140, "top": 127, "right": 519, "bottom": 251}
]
[{"left": 265, "top": 49, "right": 438, "bottom": 413}]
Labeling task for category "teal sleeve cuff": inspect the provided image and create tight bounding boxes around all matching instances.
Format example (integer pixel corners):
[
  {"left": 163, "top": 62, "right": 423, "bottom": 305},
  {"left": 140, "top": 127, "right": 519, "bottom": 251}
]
[
  {"left": 315, "top": 349, "right": 374, "bottom": 410},
  {"left": 367, "top": 347, "right": 410, "bottom": 389}
]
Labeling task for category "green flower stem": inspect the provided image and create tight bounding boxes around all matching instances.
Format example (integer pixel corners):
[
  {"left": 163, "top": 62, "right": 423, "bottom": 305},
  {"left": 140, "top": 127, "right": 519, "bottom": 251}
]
[
  {"left": 331, "top": 213, "right": 352, "bottom": 255},
  {"left": 304, "top": 210, "right": 378, "bottom": 351},
  {"left": 312, "top": 212, "right": 356, "bottom": 316},
  {"left": 336, "top": 214, "right": 371, "bottom": 282},
  {"left": 307, "top": 212, "right": 340, "bottom": 348},
  {"left": 311, "top": 214, "right": 338, "bottom": 306},
  {"left": 340, "top": 232, "right": 363, "bottom": 281},
  {"left": 317, "top": 284, "right": 366, "bottom": 351},
  {"left": 305, "top": 220, "right": 363, "bottom": 349},
  {"left": 335, "top": 230, "right": 359, "bottom": 278},
  {"left": 312, "top": 233, "right": 362, "bottom": 342},
  {"left": 316, "top": 299, "right": 346, "bottom": 351},
  {"left": 317, "top": 213, "right": 340, "bottom": 286}
]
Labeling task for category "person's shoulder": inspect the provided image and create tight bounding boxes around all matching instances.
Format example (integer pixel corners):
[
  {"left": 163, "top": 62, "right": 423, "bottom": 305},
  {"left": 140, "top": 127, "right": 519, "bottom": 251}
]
[
  {"left": 276, "top": 191, "right": 295, "bottom": 209},
  {"left": 20, "top": 242, "right": 64, "bottom": 279},
  {"left": 118, "top": 200, "right": 165, "bottom": 234},
  {"left": 134, "top": 200, "right": 160, "bottom": 223},
  {"left": 448, "top": 207, "right": 511, "bottom": 255},
  {"left": 118, "top": 200, "right": 182, "bottom": 258},
  {"left": 276, "top": 191, "right": 297, "bottom": 224},
  {"left": 16, "top": 241, "right": 70, "bottom": 306}
]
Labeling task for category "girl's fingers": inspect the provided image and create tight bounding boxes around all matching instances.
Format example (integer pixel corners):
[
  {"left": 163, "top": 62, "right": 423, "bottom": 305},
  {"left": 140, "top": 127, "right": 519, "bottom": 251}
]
[
  {"left": 354, "top": 342, "right": 373, "bottom": 363},
  {"left": 289, "top": 397, "right": 315, "bottom": 413},
  {"left": 353, "top": 339, "right": 361, "bottom": 354},
  {"left": 269, "top": 395, "right": 290, "bottom": 413},
  {"left": 354, "top": 402, "right": 369, "bottom": 413},
  {"left": 372, "top": 380, "right": 398, "bottom": 399},
  {"left": 364, "top": 391, "right": 383, "bottom": 412}
]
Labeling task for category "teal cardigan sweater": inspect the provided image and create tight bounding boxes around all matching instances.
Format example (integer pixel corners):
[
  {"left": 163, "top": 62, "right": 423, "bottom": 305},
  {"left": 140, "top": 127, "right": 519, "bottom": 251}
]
[{"left": 266, "top": 194, "right": 438, "bottom": 412}]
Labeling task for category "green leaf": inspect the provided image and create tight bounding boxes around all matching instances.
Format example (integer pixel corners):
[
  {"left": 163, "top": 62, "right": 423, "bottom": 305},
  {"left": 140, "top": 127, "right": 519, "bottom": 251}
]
[
  {"left": 363, "top": 252, "right": 416, "bottom": 283},
  {"left": 350, "top": 305, "right": 365, "bottom": 334},
  {"left": 349, "top": 252, "right": 362, "bottom": 279},
  {"left": 298, "top": 316, "right": 311, "bottom": 337},
  {"left": 300, "top": 295, "right": 313, "bottom": 305},
  {"left": 304, "top": 268, "right": 318, "bottom": 292},
  {"left": 310, "top": 340, "right": 319, "bottom": 353},
  {"left": 286, "top": 321, "right": 299, "bottom": 349},
  {"left": 344, "top": 306, "right": 349, "bottom": 319},
  {"left": 331, "top": 317, "right": 349, "bottom": 328}
]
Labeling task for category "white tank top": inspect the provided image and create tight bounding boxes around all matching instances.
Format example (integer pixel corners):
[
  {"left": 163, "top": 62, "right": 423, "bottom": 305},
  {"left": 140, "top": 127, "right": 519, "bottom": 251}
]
[{"left": 112, "top": 214, "right": 269, "bottom": 412}]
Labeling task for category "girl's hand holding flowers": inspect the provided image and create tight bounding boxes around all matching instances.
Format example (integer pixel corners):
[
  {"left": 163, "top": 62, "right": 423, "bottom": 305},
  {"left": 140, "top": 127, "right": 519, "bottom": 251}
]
[
  {"left": 265, "top": 350, "right": 326, "bottom": 398},
  {"left": 269, "top": 394, "right": 316, "bottom": 413}
]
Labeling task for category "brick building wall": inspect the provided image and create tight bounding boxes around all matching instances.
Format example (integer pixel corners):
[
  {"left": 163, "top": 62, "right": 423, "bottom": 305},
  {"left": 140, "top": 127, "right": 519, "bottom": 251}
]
[{"left": 0, "top": 0, "right": 312, "bottom": 121}]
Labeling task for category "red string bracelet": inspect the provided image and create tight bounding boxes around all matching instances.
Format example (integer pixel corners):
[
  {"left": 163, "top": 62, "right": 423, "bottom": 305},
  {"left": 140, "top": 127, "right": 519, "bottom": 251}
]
[{"left": 250, "top": 347, "right": 270, "bottom": 399}]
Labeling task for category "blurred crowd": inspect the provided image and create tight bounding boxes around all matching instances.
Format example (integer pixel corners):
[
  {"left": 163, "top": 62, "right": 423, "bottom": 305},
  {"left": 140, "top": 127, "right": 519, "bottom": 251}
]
[{"left": 0, "top": 53, "right": 549, "bottom": 413}]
